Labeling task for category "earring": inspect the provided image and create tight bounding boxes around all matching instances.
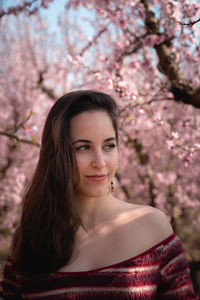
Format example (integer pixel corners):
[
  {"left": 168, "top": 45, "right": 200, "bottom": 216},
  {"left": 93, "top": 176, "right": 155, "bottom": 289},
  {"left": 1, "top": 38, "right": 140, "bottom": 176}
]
[{"left": 111, "top": 181, "right": 114, "bottom": 192}]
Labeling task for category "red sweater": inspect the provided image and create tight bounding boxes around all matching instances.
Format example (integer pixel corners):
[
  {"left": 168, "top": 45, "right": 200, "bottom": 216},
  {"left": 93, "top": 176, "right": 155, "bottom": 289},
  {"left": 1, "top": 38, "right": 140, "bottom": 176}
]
[{"left": 0, "top": 233, "right": 199, "bottom": 299}]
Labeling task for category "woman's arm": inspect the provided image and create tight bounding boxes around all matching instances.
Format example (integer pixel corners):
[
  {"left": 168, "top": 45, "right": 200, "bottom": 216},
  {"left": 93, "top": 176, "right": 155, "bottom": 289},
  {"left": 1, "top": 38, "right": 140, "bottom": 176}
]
[
  {"left": 143, "top": 207, "right": 198, "bottom": 299},
  {"left": 158, "top": 234, "right": 199, "bottom": 299}
]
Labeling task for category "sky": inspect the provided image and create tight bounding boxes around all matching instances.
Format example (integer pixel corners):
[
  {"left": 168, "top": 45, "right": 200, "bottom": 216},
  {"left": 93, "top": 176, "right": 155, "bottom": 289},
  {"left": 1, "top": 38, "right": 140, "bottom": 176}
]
[
  {"left": 3, "top": 1, "right": 200, "bottom": 51},
  {"left": 2, "top": 0, "right": 95, "bottom": 37},
  {"left": 39, "top": 1, "right": 67, "bottom": 34}
]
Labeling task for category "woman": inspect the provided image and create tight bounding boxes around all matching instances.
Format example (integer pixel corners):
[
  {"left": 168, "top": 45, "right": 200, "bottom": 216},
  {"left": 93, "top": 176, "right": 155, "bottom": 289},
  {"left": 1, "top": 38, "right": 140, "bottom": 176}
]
[{"left": 0, "top": 90, "right": 198, "bottom": 299}]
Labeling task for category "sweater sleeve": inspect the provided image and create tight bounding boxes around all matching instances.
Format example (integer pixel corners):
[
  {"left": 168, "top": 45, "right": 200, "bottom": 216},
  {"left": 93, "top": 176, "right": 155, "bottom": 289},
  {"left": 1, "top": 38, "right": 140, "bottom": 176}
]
[
  {"left": 158, "top": 234, "right": 199, "bottom": 299},
  {"left": 0, "top": 258, "right": 22, "bottom": 300}
]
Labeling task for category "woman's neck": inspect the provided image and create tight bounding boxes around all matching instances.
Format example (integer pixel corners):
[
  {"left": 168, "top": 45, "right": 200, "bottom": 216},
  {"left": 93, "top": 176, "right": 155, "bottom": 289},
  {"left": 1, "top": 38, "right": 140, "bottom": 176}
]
[{"left": 75, "top": 194, "right": 120, "bottom": 230}]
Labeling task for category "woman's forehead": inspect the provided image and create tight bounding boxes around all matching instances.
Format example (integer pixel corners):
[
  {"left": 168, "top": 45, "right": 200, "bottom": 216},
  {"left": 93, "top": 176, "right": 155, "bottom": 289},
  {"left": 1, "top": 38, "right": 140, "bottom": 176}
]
[{"left": 70, "top": 111, "right": 115, "bottom": 140}]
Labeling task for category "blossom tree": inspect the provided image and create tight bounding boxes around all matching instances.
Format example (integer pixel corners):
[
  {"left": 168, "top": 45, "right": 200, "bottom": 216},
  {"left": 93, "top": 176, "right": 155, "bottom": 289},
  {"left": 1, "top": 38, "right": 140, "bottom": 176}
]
[{"left": 0, "top": 0, "right": 200, "bottom": 289}]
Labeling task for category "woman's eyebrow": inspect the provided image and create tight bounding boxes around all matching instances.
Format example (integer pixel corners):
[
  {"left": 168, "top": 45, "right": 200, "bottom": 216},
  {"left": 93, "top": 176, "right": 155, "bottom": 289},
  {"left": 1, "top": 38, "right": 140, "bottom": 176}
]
[{"left": 72, "top": 137, "right": 116, "bottom": 144}]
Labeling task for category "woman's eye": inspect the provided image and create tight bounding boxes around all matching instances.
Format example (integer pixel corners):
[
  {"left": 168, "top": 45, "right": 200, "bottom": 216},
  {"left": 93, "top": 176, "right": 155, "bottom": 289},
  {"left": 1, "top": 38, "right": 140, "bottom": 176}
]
[
  {"left": 75, "top": 144, "right": 116, "bottom": 151},
  {"left": 104, "top": 144, "right": 116, "bottom": 150},
  {"left": 76, "top": 145, "right": 90, "bottom": 151}
]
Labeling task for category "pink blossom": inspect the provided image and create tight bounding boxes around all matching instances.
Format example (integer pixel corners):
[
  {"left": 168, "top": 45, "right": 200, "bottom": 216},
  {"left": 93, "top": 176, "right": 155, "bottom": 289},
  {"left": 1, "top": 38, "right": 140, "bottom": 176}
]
[{"left": 1, "top": 0, "right": 200, "bottom": 250}]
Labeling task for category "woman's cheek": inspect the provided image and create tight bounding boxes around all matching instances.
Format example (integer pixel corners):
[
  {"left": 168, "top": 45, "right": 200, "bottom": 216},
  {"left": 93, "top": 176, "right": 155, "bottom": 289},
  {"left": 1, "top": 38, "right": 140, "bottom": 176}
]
[{"left": 75, "top": 154, "right": 90, "bottom": 171}]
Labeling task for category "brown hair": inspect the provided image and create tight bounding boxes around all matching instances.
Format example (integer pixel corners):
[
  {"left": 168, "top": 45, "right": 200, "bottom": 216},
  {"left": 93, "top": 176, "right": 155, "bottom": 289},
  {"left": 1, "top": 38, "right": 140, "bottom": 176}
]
[{"left": 11, "top": 90, "right": 120, "bottom": 278}]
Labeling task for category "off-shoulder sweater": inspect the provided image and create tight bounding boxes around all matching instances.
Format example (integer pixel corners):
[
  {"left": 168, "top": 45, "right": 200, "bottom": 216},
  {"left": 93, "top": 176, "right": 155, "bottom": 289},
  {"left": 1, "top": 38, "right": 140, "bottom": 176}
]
[{"left": 0, "top": 233, "right": 199, "bottom": 299}]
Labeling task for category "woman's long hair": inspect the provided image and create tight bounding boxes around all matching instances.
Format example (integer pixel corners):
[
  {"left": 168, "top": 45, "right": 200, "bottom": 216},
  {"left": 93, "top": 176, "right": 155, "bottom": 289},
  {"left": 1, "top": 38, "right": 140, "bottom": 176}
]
[{"left": 11, "top": 90, "right": 120, "bottom": 278}]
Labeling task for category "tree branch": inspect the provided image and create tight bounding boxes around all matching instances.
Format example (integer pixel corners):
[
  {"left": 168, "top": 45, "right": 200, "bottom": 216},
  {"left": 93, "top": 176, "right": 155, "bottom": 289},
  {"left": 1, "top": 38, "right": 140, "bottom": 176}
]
[
  {"left": 0, "top": 0, "right": 40, "bottom": 18},
  {"left": 125, "top": 133, "right": 156, "bottom": 207},
  {"left": 37, "top": 70, "right": 56, "bottom": 100},
  {"left": 141, "top": 0, "right": 200, "bottom": 108},
  {"left": 79, "top": 26, "right": 107, "bottom": 57},
  {"left": 178, "top": 17, "right": 200, "bottom": 26},
  {"left": 5, "top": 110, "right": 34, "bottom": 131},
  {"left": 115, "top": 172, "right": 131, "bottom": 200},
  {"left": 0, "top": 130, "right": 40, "bottom": 147}
]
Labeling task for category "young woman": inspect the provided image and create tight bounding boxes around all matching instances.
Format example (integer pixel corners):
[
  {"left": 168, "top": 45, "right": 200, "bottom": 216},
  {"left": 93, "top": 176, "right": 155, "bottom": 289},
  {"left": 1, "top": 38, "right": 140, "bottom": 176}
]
[{"left": 0, "top": 90, "right": 198, "bottom": 299}]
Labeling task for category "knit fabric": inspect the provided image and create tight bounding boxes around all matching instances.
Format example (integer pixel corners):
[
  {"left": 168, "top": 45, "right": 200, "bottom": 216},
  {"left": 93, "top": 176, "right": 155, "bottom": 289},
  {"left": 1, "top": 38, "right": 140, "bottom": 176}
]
[{"left": 0, "top": 233, "right": 199, "bottom": 299}]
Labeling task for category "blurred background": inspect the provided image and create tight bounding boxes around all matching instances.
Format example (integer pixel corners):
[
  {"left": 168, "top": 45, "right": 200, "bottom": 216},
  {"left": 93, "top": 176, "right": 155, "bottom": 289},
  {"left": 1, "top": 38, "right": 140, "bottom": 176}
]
[{"left": 0, "top": 0, "right": 200, "bottom": 293}]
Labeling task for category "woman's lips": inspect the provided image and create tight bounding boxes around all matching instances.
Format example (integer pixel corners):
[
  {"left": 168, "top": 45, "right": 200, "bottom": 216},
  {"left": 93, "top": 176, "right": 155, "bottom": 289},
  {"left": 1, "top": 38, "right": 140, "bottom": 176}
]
[{"left": 86, "top": 175, "right": 106, "bottom": 181}]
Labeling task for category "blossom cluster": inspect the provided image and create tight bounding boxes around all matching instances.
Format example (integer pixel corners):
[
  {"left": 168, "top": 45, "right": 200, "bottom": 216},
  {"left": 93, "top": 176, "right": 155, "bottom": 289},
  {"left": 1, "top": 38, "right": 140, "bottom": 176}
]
[{"left": 1, "top": 0, "right": 200, "bottom": 255}]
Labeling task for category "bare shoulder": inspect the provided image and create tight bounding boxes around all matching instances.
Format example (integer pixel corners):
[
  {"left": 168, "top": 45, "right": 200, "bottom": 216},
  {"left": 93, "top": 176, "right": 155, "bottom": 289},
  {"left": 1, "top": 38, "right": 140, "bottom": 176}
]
[
  {"left": 140, "top": 205, "right": 173, "bottom": 236},
  {"left": 123, "top": 203, "right": 174, "bottom": 246}
]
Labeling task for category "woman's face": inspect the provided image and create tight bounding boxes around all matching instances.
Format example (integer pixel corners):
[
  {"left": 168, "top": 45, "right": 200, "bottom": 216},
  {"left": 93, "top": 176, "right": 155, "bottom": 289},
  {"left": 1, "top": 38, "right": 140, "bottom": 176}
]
[{"left": 70, "top": 110, "right": 118, "bottom": 199}]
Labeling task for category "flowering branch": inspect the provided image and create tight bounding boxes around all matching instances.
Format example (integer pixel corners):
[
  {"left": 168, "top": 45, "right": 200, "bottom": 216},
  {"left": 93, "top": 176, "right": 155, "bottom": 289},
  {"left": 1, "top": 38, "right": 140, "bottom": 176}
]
[
  {"left": 5, "top": 110, "right": 34, "bottom": 132},
  {"left": 124, "top": 132, "right": 156, "bottom": 207},
  {"left": 37, "top": 71, "right": 56, "bottom": 100},
  {"left": 115, "top": 172, "right": 131, "bottom": 200},
  {"left": 141, "top": 0, "right": 200, "bottom": 109},
  {"left": 1, "top": 111, "right": 40, "bottom": 147},
  {"left": 0, "top": 0, "right": 54, "bottom": 18},
  {"left": 0, "top": 130, "right": 40, "bottom": 147},
  {"left": 79, "top": 26, "right": 107, "bottom": 57},
  {"left": 178, "top": 17, "right": 200, "bottom": 26}
]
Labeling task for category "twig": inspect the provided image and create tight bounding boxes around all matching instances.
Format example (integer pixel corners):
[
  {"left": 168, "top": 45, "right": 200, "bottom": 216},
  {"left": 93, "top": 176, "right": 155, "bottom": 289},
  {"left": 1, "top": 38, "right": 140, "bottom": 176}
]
[
  {"left": 178, "top": 18, "right": 200, "bottom": 26},
  {"left": 0, "top": 130, "right": 40, "bottom": 147},
  {"left": 5, "top": 110, "right": 34, "bottom": 131}
]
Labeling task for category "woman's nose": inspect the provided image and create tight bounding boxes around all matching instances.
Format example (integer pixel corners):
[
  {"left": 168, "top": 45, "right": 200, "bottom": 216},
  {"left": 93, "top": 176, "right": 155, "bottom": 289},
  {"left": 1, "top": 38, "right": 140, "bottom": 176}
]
[{"left": 91, "top": 151, "right": 106, "bottom": 168}]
